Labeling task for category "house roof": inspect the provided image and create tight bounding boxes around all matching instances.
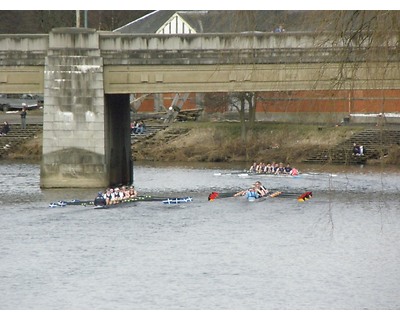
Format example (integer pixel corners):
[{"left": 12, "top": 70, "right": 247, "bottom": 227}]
[
  {"left": 114, "top": 10, "right": 330, "bottom": 34},
  {"left": 114, "top": 11, "right": 176, "bottom": 33}
]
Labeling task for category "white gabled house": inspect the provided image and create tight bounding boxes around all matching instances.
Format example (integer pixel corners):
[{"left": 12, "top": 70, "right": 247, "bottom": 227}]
[{"left": 156, "top": 12, "right": 197, "bottom": 34}]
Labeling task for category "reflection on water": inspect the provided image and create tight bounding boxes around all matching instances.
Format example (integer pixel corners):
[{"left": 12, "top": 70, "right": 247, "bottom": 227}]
[{"left": 0, "top": 160, "right": 399, "bottom": 309}]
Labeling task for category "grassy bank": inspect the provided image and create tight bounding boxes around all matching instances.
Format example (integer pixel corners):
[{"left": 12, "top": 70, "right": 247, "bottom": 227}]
[{"left": 133, "top": 122, "right": 366, "bottom": 163}]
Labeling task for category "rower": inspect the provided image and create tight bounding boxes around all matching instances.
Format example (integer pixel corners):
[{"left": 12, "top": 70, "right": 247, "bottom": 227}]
[
  {"left": 109, "top": 188, "right": 116, "bottom": 204},
  {"left": 120, "top": 186, "right": 130, "bottom": 200},
  {"left": 113, "top": 187, "right": 124, "bottom": 203},
  {"left": 246, "top": 186, "right": 260, "bottom": 201},
  {"left": 94, "top": 191, "right": 106, "bottom": 206},
  {"left": 104, "top": 188, "right": 112, "bottom": 205},
  {"left": 129, "top": 185, "right": 138, "bottom": 198},
  {"left": 275, "top": 162, "right": 285, "bottom": 175},
  {"left": 254, "top": 181, "right": 268, "bottom": 197},
  {"left": 249, "top": 162, "right": 257, "bottom": 172},
  {"left": 234, "top": 181, "right": 269, "bottom": 198}
]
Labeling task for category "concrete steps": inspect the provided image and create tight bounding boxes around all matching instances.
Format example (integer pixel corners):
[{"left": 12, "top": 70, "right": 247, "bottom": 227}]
[
  {"left": 304, "top": 148, "right": 368, "bottom": 164},
  {"left": 0, "top": 120, "right": 169, "bottom": 157},
  {"left": 130, "top": 123, "right": 170, "bottom": 143},
  {"left": 304, "top": 128, "right": 400, "bottom": 164},
  {"left": 0, "top": 124, "right": 42, "bottom": 158}
]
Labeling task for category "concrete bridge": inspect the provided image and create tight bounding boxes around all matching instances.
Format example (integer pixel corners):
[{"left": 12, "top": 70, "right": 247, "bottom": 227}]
[{"left": 1, "top": 28, "right": 399, "bottom": 188}]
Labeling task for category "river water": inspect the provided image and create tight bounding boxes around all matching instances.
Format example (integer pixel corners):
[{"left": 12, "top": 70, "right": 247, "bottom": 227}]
[{"left": 0, "top": 161, "right": 399, "bottom": 310}]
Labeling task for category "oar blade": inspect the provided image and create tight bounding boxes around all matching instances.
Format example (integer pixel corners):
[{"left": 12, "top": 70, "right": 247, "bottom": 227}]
[
  {"left": 208, "top": 191, "right": 239, "bottom": 201},
  {"left": 268, "top": 191, "right": 282, "bottom": 198},
  {"left": 297, "top": 191, "right": 313, "bottom": 202},
  {"left": 208, "top": 192, "right": 219, "bottom": 201}
]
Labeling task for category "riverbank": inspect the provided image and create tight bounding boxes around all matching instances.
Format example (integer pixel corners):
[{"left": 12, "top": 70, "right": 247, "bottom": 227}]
[
  {"left": 6, "top": 119, "right": 400, "bottom": 166},
  {"left": 133, "top": 121, "right": 400, "bottom": 166}
]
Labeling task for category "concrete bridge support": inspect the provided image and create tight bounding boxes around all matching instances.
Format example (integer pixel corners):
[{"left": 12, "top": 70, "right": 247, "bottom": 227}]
[{"left": 40, "top": 28, "right": 132, "bottom": 188}]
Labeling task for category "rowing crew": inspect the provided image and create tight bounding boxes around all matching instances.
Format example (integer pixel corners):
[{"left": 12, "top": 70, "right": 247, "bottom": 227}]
[
  {"left": 234, "top": 181, "right": 269, "bottom": 201},
  {"left": 94, "top": 185, "right": 138, "bottom": 206},
  {"left": 249, "top": 162, "right": 299, "bottom": 176}
]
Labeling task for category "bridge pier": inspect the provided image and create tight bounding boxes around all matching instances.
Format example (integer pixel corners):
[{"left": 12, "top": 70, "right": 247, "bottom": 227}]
[{"left": 40, "top": 28, "right": 132, "bottom": 188}]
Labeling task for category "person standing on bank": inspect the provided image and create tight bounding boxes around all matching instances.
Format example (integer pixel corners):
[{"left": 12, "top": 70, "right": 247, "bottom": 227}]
[{"left": 20, "top": 104, "right": 27, "bottom": 129}]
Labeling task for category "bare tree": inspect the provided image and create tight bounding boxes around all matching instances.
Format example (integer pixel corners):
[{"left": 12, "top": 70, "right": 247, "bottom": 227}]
[
  {"left": 229, "top": 92, "right": 257, "bottom": 141},
  {"left": 37, "top": 11, "right": 76, "bottom": 32},
  {"left": 88, "top": 11, "right": 152, "bottom": 31},
  {"left": 0, "top": 10, "right": 153, "bottom": 33},
  {"left": 205, "top": 91, "right": 257, "bottom": 141},
  {"left": 314, "top": 11, "right": 400, "bottom": 91}
]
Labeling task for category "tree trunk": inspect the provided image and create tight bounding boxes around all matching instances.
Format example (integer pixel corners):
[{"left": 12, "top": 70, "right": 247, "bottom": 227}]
[
  {"left": 247, "top": 92, "right": 256, "bottom": 127},
  {"left": 239, "top": 99, "right": 247, "bottom": 142}
]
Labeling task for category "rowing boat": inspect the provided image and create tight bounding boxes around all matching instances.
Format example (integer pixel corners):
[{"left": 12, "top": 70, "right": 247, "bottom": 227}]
[
  {"left": 208, "top": 190, "right": 312, "bottom": 202},
  {"left": 247, "top": 196, "right": 267, "bottom": 202},
  {"left": 49, "top": 195, "right": 193, "bottom": 208},
  {"left": 214, "top": 171, "right": 301, "bottom": 178}
]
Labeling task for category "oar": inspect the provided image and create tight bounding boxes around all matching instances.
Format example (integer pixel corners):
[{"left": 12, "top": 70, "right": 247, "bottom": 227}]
[
  {"left": 49, "top": 200, "right": 94, "bottom": 207},
  {"left": 208, "top": 191, "right": 238, "bottom": 201},
  {"left": 63, "top": 199, "right": 94, "bottom": 205},
  {"left": 270, "top": 191, "right": 312, "bottom": 201},
  {"left": 133, "top": 195, "right": 192, "bottom": 202},
  {"left": 213, "top": 170, "right": 248, "bottom": 176}
]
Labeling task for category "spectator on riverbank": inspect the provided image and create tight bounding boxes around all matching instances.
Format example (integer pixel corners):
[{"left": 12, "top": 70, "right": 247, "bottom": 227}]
[
  {"left": 352, "top": 143, "right": 364, "bottom": 156},
  {"left": 352, "top": 143, "right": 360, "bottom": 155},
  {"left": 274, "top": 25, "right": 285, "bottom": 32},
  {"left": 20, "top": 105, "right": 27, "bottom": 129},
  {"left": 133, "top": 120, "right": 146, "bottom": 134},
  {"left": 131, "top": 121, "right": 136, "bottom": 134},
  {"left": 0, "top": 121, "right": 10, "bottom": 136}
]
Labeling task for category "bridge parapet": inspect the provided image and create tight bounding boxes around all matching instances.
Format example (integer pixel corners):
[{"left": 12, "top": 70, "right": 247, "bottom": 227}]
[
  {"left": 1, "top": 30, "right": 399, "bottom": 68},
  {"left": 0, "top": 34, "right": 48, "bottom": 66},
  {"left": 99, "top": 32, "right": 400, "bottom": 65}
]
